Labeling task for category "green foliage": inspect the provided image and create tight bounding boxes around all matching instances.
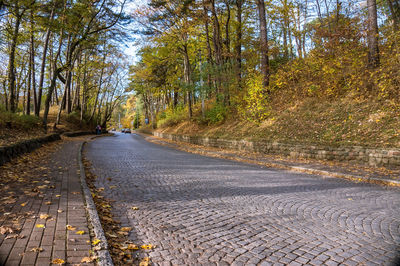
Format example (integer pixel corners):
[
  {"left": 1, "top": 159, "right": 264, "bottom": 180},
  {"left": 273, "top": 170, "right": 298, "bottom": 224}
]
[
  {"left": 239, "top": 71, "right": 271, "bottom": 123},
  {"left": 157, "top": 105, "right": 187, "bottom": 128},
  {"left": 0, "top": 111, "right": 41, "bottom": 130},
  {"left": 204, "top": 102, "right": 227, "bottom": 125}
]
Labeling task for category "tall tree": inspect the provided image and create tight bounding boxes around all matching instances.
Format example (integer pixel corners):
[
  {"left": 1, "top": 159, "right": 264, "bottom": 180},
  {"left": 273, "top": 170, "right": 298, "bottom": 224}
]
[
  {"left": 367, "top": 0, "right": 380, "bottom": 68},
  {"left": 256, "top": 0, "right": 270, "bottom": 89}
]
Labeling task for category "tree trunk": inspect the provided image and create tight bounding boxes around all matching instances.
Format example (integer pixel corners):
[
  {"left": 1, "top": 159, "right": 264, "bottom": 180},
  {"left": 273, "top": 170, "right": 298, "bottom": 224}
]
[
  {"left": 183, "top": 44, "right": 192, "bottom": 119},
  {"left": 8, "top": 12, "right": 22, "bottom": 112},
  {"left": 387, "top": 0, "right": 400, "bottom": 31},
  {"left": 235, "top": 0, "right": 243, "bottom": 87},
  {"left": 211, "top": 0, "right": 223, "bottom": 96},
  {"left": 367, "top": 0, "right": 380, "bottom": 68},
  {"left": 30, "top": 10, "right": 37, "bottom": 115},
  {"left": 256, "top": 0, "right": 270, "bottom": 89},
  {"left": 27, "top": 52, "right": 32, "bottom": 115},
  {"left": 42, "top": 28, "right": 64, "bottom": 129},
  {"left": 202, "top": 0, "right": 213, "bottom": 93},
  {"left": 36, "top": 6, "right": 55, "bottom": 116}
]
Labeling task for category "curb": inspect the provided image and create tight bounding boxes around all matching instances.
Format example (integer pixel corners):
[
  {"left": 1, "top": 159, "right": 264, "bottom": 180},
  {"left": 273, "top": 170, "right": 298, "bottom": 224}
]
[
  {"left": 78, "top": 142, "right": 114, "bottom": 266},
  {"left": 0, "top": 133, "right": 61, "bottom": 166},
  {"left": 139, "top": 133, "right": 400, "bottom": 187},
  {"left": 281, "top": 165, "right": 400, "bottom": 187}
]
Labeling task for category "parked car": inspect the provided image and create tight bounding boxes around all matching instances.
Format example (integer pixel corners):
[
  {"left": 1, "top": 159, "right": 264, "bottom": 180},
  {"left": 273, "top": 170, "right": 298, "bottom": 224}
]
[
  {"left": 121, "top": 128, "right": 126, "bottom": 133},
  {"left": 125, "top": 128, "right": 131, "bottom": 134}
]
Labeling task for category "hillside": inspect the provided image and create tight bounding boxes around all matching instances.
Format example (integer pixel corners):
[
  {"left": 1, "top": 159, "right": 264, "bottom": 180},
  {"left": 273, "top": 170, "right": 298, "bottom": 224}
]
[
  {"left": 155, "top": 94, "right": 400, "bottom": 149},
  {"left": 0, "top": 107, "right": 95, "bottom": 146}
]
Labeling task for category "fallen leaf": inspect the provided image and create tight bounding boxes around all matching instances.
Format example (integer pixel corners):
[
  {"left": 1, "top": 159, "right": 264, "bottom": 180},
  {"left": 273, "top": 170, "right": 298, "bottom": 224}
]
[
  {"left": 141, "top": 244, "right": 154, "bottom": 250},
  {"left": 92, "top": 239, "right": 101, "bottom": 245},
  {"left": 120, "top": 227, "right": 132, "bottom": 232},
  {"left": 71, "top": 192, "right": 80, "bottom": 195},
  {"left": 76, "top": 231, "right": 85, "bottom": 235},
  {"left": 5, "top": 234, "right": 18, "bottom": 239},
  {"left": 0, "top": 226, "right": 13, "bottom": 235},
  {"left": 20, "top": 202, "right": 28, "bottom": 207},
  {"left": 39, "top": 214, "right": 51, "bottom": 220},
  {"left": 57, "top": 209, "right": 63, "bottom": 213},
  {"left": 66, "top": 225, "right": 76, "bottom": 231},
  {"left": 127, "top": 244, "right": 139, "bottom": 250},
  {"left": 52, "top": 258, "right": 65, "bottom": 264},
  {"left": 109, "top": 185, "right": 117, "bottom": 189},
  {"left": 81, "top": 256, "right": 96, "bottom": 263},
  {"left": 36, "top": 224, "right": 45, "bottom": 228},
  {"left": 45, "top": 201, "right": 52, "bottom": 205},
  {"left": 30, "top": 247, "right": 43, "bottom": 252},
  {"left": 139, "top": 257, "right": 150, "bottom": 266},
  {"left": 131, "top": 207, "right": 139, "bottom": 210},
  {"left": 56, "top": 195, "right": 61, "bottom": 197}
]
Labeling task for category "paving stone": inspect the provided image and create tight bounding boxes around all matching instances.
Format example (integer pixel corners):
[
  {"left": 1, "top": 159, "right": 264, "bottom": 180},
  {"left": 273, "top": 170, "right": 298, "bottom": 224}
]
[{"left": 85, "top": 133, "right": 400, "bottom": 265}]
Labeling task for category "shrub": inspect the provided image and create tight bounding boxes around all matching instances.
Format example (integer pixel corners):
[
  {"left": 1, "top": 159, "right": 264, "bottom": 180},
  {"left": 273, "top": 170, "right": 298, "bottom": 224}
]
[
  {"left": 157, "top": 105, "right": 187, "bottom": 128},
  {"left": 0, "top": 111, "right": 41, "bottom": 130},
  {"left": 204, "top": 102, "right": 227, "bottom": 125},
  {"left": 239, "top": 71, "right": 271, "bottom": 123}
]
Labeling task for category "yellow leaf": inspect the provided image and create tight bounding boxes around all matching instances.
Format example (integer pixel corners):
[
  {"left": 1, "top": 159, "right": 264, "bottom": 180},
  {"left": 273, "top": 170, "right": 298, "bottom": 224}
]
[
  {"left": 45, "top": 201, "right": 52, "bottom": 205},
  {"left": 52, "top": 258, "right": 65, "bottom": 264},
  {"left": 141, "top": 244, "right": 154, "bottom": 250},
  {"left": 348, "top": 198, "right": 353, "bottom": 200},
  {"left": 56, "top": 195, "right": 61, "bottom": 197},
  {"left": 39, "top": 214, "right": 51, "bottom": 220},
  {"left": 76, "top": 231, "right": 85, "bottom": 235},
  {"left": 127, "top": 244, "right": 139, "bottom": 250},
  {"left": 66, "top": 225, "right": 76, "bottom": 231},
  {"left": 30, "top": 247, "right": 43, "bottom": 252},
  {"left": 120, "top": 227, "right": 132, "bottom": 232},
  {"left": 36, "top": 224, "right": 45, "bottom": 228},
  {"left": 131, "top": 207, "right": 139, "bottom": 210},
  {"left": 92, "top": 239, "right": 101, "bottom": 245},
  {"left": 20, "top": 202, "right": 28, "bottom": 207},
  {"left": 109, "top": 185, "right": 117, "bottom": 189}
]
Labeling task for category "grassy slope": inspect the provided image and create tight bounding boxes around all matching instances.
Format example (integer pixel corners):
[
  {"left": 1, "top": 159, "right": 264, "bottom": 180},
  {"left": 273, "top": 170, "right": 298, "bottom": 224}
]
[
  {"left": 0, "top": 107, "right": 94, "bottom": 146},
  {"left": 157, "top": 95, "right": 400, "bottom": 148}
]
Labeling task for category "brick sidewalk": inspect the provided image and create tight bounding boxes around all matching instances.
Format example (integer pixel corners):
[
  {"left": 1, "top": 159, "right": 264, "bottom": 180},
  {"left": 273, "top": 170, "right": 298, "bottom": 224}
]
[{"left": 0, "top": 138, "right": 94, "bottom": 266}]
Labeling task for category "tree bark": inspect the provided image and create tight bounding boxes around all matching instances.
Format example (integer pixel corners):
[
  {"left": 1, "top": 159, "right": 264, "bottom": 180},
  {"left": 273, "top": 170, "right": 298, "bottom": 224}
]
[
  {"left": 367, "top": 0, "right": 380, "bottom": 68},
  {"left": 235, "top": 0, "right": 243, "bottom": 87},
  {"left": 183, "top": 44, "right": 192, "bottom": 119},
  {"left": 256, "top": 0, "right": 270, "bottom": 89},
  {"left": 8, "top": 11, "right": 22, "bottom": 112},
  {"left": 36, "top": 5, "right": 55, "bottom": 116},
  {"left": 387, "top": 0, "right": 400, "bottom": 31},
  {"left": 202, "top": 0, "right": 213, "bottom": 93}
]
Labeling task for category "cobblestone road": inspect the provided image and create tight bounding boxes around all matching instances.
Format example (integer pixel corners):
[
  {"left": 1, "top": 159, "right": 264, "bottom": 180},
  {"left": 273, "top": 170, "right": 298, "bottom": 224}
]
[{"left": 85, "top": 133, "right": 400, "bottom": 265}]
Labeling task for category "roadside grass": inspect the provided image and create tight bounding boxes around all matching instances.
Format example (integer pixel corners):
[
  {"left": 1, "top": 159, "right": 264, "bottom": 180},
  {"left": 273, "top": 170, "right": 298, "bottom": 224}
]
[
  {"left": 157, "top": 94, "right": 400, "bottom": 148},
  {"left": 0, "top": 107, "right": 95, "bottom": 146}
]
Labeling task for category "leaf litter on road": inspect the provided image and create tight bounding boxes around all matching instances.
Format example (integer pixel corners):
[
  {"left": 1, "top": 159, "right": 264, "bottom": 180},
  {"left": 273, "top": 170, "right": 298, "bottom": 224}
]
[{"left": 83, "top": 158, "right": 151, "bottom": 265}]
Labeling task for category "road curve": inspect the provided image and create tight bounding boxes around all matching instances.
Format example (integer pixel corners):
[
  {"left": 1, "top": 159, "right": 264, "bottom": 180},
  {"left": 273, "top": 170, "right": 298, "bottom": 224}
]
[{"left": 85, "top": 133, "right": 400, "bottom": 265}]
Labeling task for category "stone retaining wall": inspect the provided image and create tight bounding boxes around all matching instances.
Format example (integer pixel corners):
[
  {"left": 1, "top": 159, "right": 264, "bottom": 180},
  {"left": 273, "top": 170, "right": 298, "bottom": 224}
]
[
  {"left": 152, "top": 132, "right": 400, "bottom": 168},
  {"left": 0, "top": 133, "right": 61, "bottom": 166}
]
